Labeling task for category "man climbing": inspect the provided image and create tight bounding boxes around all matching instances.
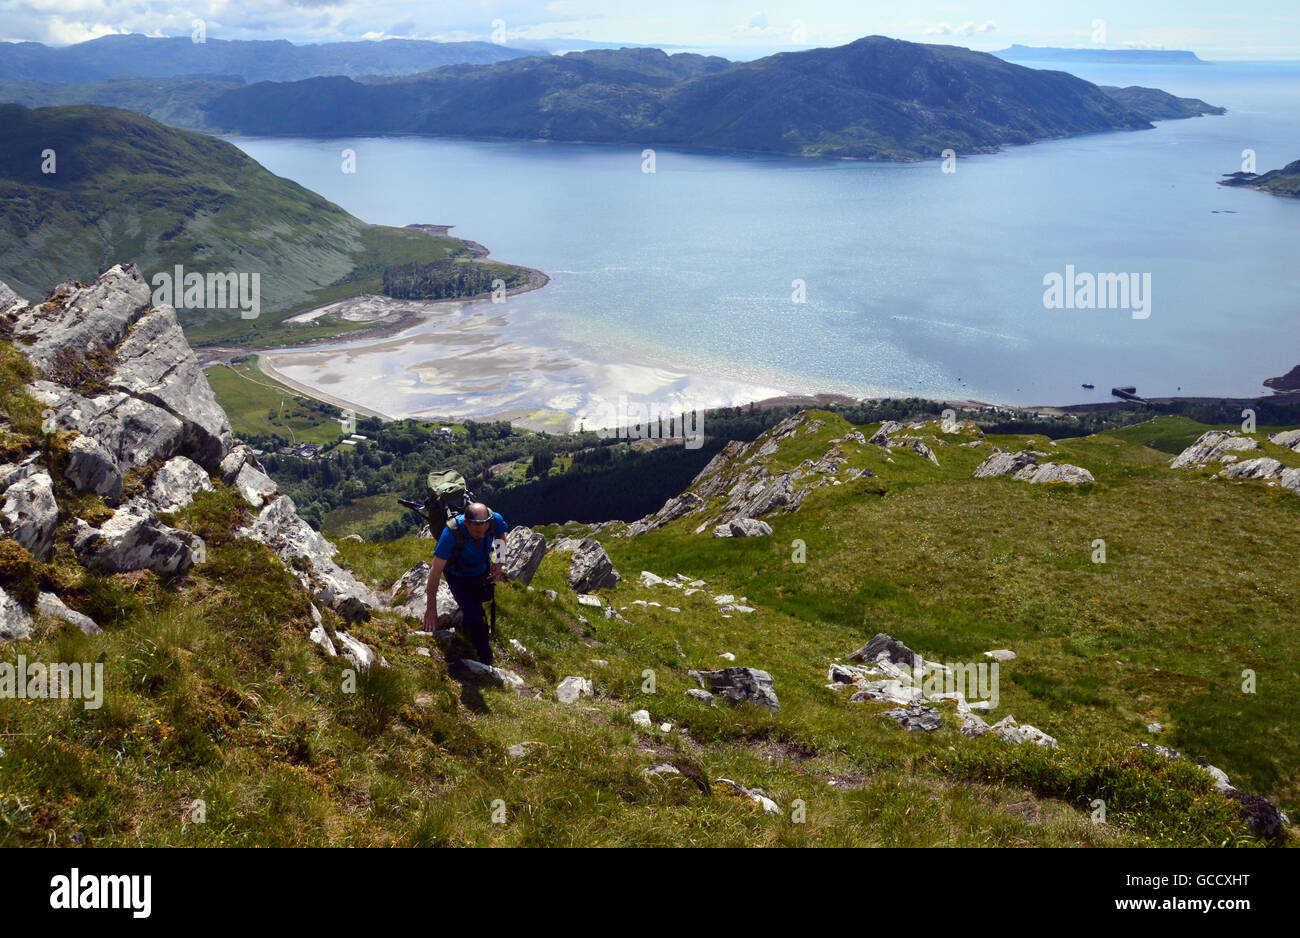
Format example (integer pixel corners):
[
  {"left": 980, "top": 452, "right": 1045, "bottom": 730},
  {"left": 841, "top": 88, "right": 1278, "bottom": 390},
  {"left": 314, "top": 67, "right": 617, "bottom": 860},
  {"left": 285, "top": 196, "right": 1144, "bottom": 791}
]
[{"left": 422, "top": 502, "right": 508, "bottom": 666}]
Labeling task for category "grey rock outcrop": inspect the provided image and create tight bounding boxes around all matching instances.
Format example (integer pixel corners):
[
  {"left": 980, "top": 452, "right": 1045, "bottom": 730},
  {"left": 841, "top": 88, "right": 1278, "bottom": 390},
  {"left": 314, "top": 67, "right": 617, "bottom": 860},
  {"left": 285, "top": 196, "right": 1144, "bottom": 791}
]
[
  {"left": 236, "top": 495, "right": 377, "bottom": 615},
  {"left": 713, "top": 517, "right": 772, "bottom": 538},
  {"left": 974, "top": 450, "right": 1039, "bottom": 478},
  {"left": 502, "top": 526, "right": 547, "bottom": 584},
  {"left": 231, "top": 463, "right": 278, "bottom": 509},
  {"left": 135, "top": 455, "right": 213, "bottom": 514},
  {"left": 63, "top": 435, "right": 123, "bottom": 499},
  {"left": 690, "top": 667, "right": 780, "bottom": 712},
  {"left": 990, "top": 715, "right": 1058, "bottom": 749},
  {"left": 334, "top": 630, "right": 381, "bottom": 671},
  {"left": 12, "top": 266, "right": 235, "bottom": 472},
  {"left": 848, "top": 633, "right": 920, "bottom": 667},
  {"left": 35, "top": 591, "right": 101, "bottom": 635},
  {"left": 72, "top": 510, "right": 196, "bottom": 575},
  {"left": 0, "top": 585, "right": 34, "bottom": 641},
  {"left": 1218, "top": 457, "right": 1284, "bottom": 480},
  {"left": 1268, "top": 429, "right": 1300, "bottom": 452},
  {"left": 884, "top": 704, "right": 942, "bottom": 732},
  {"left": 1014, "top": 462, "right": 1094, "bottom": 484},
  {"left": 620, "top": 491, "right": 704, "bottom": 537},
  {"left": 2, "top": 471, "right": 58, "bottom": 561},
  {"left": 1170, "top": 430, "right": 1259, "bottom": 469},
  {"left": 563, "top": 538, "right": 620, "bottom": 592},
  {"left": 556, "top": 675, "right": 593, "bottom": 704}
]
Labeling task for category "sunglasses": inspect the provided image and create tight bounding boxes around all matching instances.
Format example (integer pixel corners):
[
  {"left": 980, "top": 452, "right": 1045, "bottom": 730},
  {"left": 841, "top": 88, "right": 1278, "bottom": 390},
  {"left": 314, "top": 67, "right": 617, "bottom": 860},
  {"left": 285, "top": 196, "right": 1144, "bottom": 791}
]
[{"left": 465, "top": 517, "right": 492, "bottom": 526}]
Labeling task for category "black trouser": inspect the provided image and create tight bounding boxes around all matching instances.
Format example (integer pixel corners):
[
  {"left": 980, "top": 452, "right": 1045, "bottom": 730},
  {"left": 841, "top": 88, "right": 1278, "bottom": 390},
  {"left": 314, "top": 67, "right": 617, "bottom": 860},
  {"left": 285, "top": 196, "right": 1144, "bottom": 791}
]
[{"left": 444, "top": 571, "right": 494, "bottom": 665}]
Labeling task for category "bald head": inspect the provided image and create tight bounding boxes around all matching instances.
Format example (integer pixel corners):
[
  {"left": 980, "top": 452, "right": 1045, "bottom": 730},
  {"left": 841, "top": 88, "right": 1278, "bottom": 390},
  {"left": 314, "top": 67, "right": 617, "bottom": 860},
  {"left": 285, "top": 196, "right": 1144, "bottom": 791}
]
[{"left": 466, "top": 502, "right": 490, "bottom": 521}]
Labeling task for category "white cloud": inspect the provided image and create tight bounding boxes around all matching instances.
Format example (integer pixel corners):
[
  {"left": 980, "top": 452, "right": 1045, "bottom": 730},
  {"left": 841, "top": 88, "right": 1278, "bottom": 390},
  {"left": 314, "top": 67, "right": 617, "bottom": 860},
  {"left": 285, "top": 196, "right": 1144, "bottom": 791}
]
[{"left": 924, "top": 21, "right": 996, "bottom": 38}]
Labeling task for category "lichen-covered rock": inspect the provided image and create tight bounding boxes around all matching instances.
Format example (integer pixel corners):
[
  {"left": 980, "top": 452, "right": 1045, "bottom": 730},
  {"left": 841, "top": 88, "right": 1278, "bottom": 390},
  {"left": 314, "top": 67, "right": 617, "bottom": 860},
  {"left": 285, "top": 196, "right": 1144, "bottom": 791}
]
[
  {"left": 565, "top": 538, "right": 620, "bottom": 592},
  {"left": 1267, "top": 429, "right": 1300, "bottom": 452},
  {"left": 72, "top": 510, "right": 195, "bottom": 575},
  {"left": 1170, "top": 430, "right": 1259, "bottom": 469},
  {"left": 883, "top": 704, "right": 942, "bottom": 732},
  {"left": 1014, "top": 462, "right": 1094, "bottom": 484},
  {"left": 1, "top": 471, "right": 58, "bottom": 561},
  {"left": 502, "top": 525, "right": 547, "bottom": 585},
  {"left": 0, "top": 584, "right": 33, "bottom": 642},
  {"left": 235, "top": 494, "right": 377, "bottom": 614},
  {"left": 138, "top": 455, "right": 213, "bottom": 514},
  {"left": 848, "top": 632, "right": 921, "bottom": 667},
  {"left": 63, "top": 434, "right": 123, "bottom": 499},
  {"left": 690, "top": 667, "right": 780, "bottom": 712},
  {"left": 713, "top": 517, "right": 773, "bottom": 538},
  {"left": 974, "top": 450, "right": 1039, "bottom": 478},
  {"left": 232, "top": 463, "right": 278, "bottom": 508},
  {"left": 1218, "top": 457, "right": 1284, "bottom": 480},
  {"left": 990, "top": 715, "right": 1058, "bottom": 749},
  {"left": 13, "top": 266, "right": 234, "bottom": 470}
]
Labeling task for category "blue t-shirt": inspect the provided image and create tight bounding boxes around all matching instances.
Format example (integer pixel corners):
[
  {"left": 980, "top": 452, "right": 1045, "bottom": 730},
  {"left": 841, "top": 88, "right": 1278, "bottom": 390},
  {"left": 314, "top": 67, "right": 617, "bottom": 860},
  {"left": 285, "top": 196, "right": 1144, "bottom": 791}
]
[{"left": 434, "top": 512, "right": 508, "bottom": 577}]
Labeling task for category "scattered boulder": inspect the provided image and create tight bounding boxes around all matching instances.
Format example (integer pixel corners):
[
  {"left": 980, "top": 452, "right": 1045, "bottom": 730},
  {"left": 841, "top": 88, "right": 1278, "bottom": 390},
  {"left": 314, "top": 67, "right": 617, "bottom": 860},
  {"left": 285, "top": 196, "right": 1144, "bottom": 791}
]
[
  {"left": 1014, "top": 462, "right": 1094, "bottom": 484},
  {"left": 508, "top": 741, "right": 547, "bottom": 759},
  {"left": 973, "top": 450, "right": 1039, "bottom": 478},
  {"left": 564, "top": 538, "right": 620, "bottom": 592},
  {"left": 690, "top": 667, "right": 780, "bottom": 712},
  {"left": 684, "top": 688, "right": 716, "bottom": 706},
  {"left": 453, "top": 659, "right": 524, "bottom": 689},
  {"left": 643, "top": 763, "right": 682, "bottom": 778},
  {"left": 715, "top": 778, "right": 781, "bottom": 816},
  {"left": 984, "top": 649, "right": 1017, "bottom": 661},
  {"left": 883, "top": 704, "right": 942, "bottom": 732},
  {"left": 848, "top": 633, "right": 920, "bottom": 667},
  {"left": 990, "top": 715, "right": 1058, "bottom": 749},
  {"left": 630, "top": 709, "right": 653, "bottom": 728},
  {"left": 713, "top": 517, "right": 772, "bottom": 538},
  {"left": 556, "top": 675, "right": 593, "bottom": 704},
  {"left": 959, "top": 712, "right": 991, "bottom": 737},
  {"left": 137, "top": 455, "right": 213, "bottom": 514},
  {"left": 231, "top": 463, "right": 278, "bottom": 509},
  {"left": 1282, "top": 468, "right": 1300, "bottom": 494}
]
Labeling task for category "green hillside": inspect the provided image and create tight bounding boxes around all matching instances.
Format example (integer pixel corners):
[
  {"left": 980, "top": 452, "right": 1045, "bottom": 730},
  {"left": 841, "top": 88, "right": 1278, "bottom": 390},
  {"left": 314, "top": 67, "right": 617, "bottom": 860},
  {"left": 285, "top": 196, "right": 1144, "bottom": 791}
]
[
  {"left": 3, "top": 379, "right": 1294, "bottom": 844},
  {"left": 0, "top": 104, "right": 534, "bottom": 346}
]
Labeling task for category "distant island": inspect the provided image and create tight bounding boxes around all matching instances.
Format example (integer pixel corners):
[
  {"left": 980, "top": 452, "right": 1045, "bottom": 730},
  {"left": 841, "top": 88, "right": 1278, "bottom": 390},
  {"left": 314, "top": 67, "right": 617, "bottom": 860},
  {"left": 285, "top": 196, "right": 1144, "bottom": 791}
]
[
  {"left": 14, "top": 36, "right": 1217, "bottom": 163},
  {"left": 995, "top": 45, "right": 1208, "bottom": 65},
  {"left": 1219, "top": 158, "right": 1300, "bottom": 198}
]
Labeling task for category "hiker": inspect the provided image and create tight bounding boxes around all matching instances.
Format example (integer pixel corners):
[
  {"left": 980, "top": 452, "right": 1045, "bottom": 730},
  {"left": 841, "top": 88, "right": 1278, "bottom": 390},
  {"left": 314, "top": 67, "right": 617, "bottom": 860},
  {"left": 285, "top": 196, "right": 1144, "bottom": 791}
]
[{"left": 422, "top": 502, "right": 508, "bottom": 665}]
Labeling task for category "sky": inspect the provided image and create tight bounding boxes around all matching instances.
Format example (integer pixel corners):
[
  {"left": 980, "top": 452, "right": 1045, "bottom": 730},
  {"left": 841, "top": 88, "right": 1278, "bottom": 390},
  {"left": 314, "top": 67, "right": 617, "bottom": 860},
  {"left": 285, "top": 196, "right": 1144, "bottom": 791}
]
[{"left": 1, "top": 0, "right": 1296, "bottom": 59}]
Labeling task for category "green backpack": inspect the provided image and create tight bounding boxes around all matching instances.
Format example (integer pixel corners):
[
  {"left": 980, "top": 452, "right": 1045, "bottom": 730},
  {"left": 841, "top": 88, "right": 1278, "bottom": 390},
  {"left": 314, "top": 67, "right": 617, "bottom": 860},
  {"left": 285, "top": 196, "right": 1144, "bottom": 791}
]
[{"left": 424, "top": 469, "right": 475, "bottom": 542}]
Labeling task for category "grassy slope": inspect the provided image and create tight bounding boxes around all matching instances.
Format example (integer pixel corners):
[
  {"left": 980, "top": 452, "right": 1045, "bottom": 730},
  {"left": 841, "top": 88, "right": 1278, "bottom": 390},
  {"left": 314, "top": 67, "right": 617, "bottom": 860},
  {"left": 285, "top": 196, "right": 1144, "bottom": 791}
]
[
  {"left": 0, "top": 104, "right": 532, "bottom": 347},
  {"left": 204, "top": 355, "right": 345, "bottom": 445},
  {"left": 2, "top": 394, "right": 1294, "bottom": 846}
]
